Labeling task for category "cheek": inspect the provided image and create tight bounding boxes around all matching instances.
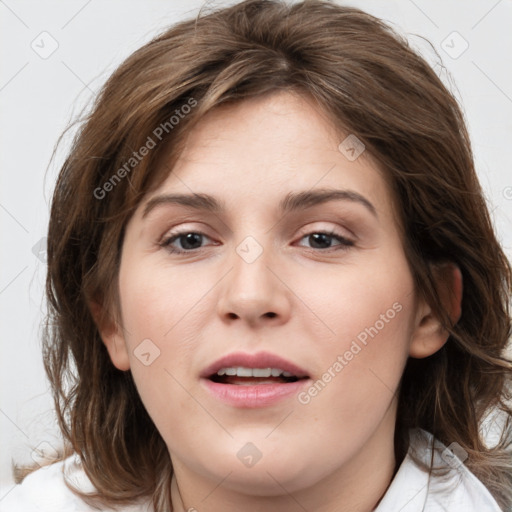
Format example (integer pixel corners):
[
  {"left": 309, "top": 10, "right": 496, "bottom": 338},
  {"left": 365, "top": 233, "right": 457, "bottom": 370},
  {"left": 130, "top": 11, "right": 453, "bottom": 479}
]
[
  {"left": 291, "top": 246, "right": 416, "bottom": 400},
  {"left": 118, "top": 259, "right": 211, "bottom": 343},
  {"left": 116, "top": 259, "right": 214, "bottom": 419},
  {"left": 292, "top": 250, "right": 414, "bottom": 349}
]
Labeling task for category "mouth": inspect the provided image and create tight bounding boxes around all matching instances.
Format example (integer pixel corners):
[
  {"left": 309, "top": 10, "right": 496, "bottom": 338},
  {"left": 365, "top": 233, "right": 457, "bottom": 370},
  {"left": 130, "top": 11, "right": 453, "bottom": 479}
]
[
  {"left": 200, "top": 352, "right": 311, "bottom": 408},
  {"left": 208, "top": 366, "right": 308, "bottom": 385}
]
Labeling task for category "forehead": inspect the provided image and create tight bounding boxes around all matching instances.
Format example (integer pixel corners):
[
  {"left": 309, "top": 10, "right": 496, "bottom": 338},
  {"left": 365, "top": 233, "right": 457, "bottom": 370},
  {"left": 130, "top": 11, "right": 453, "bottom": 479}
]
[
  {"left": 141, "top": 91, "right": 397, "bottom": 223},
  {"left": 174, "top": 91, "right": 355, "bottom": 174}
]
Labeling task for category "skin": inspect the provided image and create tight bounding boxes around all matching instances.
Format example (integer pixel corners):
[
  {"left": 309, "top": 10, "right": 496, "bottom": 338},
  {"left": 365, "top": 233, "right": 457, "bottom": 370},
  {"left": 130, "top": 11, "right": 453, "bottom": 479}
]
[{"left": 98, "top": 90, "right": 462, "bottom": 512}]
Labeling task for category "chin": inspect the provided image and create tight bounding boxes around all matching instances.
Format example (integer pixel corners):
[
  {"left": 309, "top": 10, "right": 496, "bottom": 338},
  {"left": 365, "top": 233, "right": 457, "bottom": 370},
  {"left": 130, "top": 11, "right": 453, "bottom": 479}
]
[{"left": 195, "top": 446, "right": 324, "bottom": 496}]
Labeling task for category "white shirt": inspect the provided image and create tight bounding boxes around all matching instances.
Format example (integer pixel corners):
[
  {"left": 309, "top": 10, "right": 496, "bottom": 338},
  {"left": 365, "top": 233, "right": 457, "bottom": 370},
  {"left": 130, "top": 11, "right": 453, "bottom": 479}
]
[
  {"left": 374, "top": 428, "right": 503, "bottom": 511},
  {"left": 0, "top": 428, "right": 503, "bottom": 511}
]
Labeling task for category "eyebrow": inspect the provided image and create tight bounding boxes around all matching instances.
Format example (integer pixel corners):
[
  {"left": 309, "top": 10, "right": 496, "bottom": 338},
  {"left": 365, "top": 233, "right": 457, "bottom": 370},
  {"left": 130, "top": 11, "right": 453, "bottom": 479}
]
[{"left": 142, "top": 187, "right": 377, "bottom": 219}]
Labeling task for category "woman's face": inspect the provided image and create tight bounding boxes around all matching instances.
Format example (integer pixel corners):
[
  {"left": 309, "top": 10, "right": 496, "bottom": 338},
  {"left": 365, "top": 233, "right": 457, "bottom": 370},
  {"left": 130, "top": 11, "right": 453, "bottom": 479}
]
[{"left": 106, "top": 91, "right": 434, "bottom": 500}]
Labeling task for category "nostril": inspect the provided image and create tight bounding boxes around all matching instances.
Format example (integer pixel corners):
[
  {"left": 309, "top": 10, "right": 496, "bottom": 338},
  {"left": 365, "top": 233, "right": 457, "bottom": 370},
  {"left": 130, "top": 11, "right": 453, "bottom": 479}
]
[{"left": 265, "top": 312, "right": 277, "bottom": 318}]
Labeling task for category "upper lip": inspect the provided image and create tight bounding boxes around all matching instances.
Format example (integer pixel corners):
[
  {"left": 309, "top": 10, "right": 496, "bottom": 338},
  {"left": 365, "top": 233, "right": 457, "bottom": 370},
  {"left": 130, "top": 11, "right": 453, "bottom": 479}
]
[{"left": 200, "top": 351, "right": 310, "bottom": 379}]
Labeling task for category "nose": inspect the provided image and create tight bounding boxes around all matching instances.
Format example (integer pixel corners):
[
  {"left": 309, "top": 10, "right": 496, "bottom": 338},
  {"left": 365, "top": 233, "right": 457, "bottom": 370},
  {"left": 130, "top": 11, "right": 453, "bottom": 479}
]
[{"left": 216, "top": 239, "right": 292, "bottom": 328}]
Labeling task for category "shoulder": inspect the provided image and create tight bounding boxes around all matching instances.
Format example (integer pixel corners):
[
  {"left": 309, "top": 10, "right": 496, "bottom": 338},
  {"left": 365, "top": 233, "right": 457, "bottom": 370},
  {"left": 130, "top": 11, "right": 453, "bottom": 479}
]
[
  {"left": 0, "top": 455, "right": 152, "bottom": 512},
  {"left": 375, "top": 428, "right": 504, "bottom": 512}
]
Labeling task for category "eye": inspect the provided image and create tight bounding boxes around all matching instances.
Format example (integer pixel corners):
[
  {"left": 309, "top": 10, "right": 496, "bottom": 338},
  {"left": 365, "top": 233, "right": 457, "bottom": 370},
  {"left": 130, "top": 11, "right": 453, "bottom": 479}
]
[
  {"left": 160, "top": 230, "right": 214, "bottom": 254},
  {"left": 296, "top": 230, "right": 354, "bottom": 251},
  {"left": 160, "top": 228, "right": 354, "bottom": 254}
]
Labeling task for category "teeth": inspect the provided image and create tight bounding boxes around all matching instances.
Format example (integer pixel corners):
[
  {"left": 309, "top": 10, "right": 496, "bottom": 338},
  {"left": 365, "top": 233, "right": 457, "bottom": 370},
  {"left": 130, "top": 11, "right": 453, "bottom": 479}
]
[
  {"left": 216, "top": 367, "right": 295, "bottom": 378},
  {"left": 253, "top": 368, "right": 272, "bottom": 377}
]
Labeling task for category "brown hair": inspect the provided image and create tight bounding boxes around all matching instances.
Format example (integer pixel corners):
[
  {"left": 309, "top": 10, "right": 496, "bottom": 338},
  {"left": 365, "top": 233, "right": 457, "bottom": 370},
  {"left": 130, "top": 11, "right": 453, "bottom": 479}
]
[{"left": 20, "top": 0, "right": 512, "bottom": 510}]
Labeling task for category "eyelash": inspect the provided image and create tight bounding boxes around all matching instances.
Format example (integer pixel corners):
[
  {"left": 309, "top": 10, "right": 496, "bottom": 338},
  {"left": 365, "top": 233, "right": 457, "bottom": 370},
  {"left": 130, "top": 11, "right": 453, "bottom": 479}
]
[{"left": 159, "top": 229, "right": 354, "bottom": 254}]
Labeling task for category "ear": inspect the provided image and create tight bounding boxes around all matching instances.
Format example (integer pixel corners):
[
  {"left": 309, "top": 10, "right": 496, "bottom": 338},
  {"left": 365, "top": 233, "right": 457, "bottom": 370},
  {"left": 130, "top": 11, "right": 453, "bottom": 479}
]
[
  {"left": 89, "top": 300, "right": 131, "bottom": 371},
  {"left": 409, "top": 262, "right": 463, "bottom": 359}
]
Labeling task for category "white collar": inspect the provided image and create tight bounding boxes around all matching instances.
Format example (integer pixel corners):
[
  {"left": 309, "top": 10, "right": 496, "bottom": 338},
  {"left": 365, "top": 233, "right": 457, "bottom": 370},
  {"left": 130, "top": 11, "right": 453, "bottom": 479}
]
[{"left": 374, "top": 428, "right": 502, "bottom": 511}]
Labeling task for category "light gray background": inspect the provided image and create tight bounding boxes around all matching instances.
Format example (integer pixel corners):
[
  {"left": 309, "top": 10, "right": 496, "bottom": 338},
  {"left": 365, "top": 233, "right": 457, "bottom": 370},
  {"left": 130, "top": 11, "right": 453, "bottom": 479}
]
[{"left": 1, "top": 0, "right": 511, "bottom": 498}]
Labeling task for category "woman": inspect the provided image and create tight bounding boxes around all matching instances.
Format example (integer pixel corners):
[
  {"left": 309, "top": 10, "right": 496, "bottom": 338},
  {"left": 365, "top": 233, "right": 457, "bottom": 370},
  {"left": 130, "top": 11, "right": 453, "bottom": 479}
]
[{"left": 5, "top": 0, "right": 511, "bottom": 510}]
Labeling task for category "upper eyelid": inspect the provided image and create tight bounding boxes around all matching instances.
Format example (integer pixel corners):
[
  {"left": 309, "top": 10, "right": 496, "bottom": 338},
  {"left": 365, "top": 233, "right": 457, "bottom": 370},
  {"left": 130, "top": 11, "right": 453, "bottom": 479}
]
[
  {"left": 160, "top": 221, "right": 353, "bottom": 238},
  {"left": 160, "top": 226, "right": 354, "bottom": 248}
]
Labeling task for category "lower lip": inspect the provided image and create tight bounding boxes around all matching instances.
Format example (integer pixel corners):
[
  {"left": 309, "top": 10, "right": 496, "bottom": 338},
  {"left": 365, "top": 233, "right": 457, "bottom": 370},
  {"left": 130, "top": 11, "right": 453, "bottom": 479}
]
[{"left": 201, "top": 378, "right": 310, "bottom": 408}]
